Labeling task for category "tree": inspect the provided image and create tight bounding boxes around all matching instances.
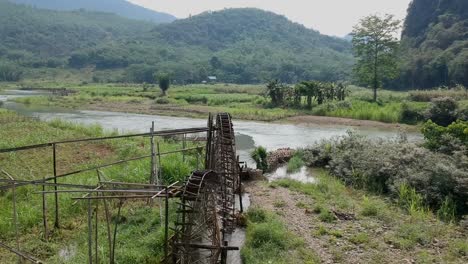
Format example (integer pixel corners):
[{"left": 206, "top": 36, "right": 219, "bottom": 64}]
[
  {"left": 298, "top": 81, "right": 318, "bottom": 109},
  {"left": 265, "top": 80, "right": 287, "bottom": 106},
  {"left": 156, "top": 73, "right": 171, "bottom": 96},
  {"left": 352, "top": 14, "right": 400, "bottom": 101},
  {"left": 0, "top": 62, "right": 22, "bottom": 81}
]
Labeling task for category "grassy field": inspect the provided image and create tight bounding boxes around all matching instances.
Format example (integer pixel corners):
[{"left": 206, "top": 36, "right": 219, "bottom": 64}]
[
  {"left": 1, "top": 81, "right": 467, "bottom": 123},
  {"left": 246, "top": 170, "right": 467, "bottom": 263},
  {"left": 0, "top": 109, "right": 200, "bottom": 263}
]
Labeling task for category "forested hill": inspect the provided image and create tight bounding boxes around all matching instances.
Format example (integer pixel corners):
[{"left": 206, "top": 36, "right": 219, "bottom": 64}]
[
  {"left": 9, "top": 0, "right": 176, "bottom": 23},
  {"left": 397, "top": 0, "right": 468, "bottom": 89},
  {"left": 0, "top": 1, "right": 353, "bottom": 84}
]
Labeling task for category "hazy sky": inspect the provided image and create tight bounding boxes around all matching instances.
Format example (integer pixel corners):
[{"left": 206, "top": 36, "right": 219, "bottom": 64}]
[{"left": 129, "top": 0, "right": 411, "bottom": 37}]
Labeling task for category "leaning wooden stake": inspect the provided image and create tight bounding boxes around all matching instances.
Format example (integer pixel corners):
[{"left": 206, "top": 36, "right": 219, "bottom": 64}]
[{"left": 96, "top": 170, "right": 113, "bottom": 264}]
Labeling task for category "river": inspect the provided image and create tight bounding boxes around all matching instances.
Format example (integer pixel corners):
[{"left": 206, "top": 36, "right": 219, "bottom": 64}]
[{"left": 0, "top": 90, "right": 421, "bottom": 167}]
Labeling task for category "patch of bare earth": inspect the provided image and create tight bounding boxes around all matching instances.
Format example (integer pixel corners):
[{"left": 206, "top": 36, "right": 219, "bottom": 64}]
[
  {"left": 244, "top": 180, "right": 438, "bottom": 264},
  {"left": 284, "top": 115, "right": 416, "bottom": 131}
]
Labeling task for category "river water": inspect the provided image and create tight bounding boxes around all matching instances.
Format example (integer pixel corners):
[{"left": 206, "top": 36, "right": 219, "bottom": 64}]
[{"left": 0, "top": 90, "right": 421, "bottom": 167}]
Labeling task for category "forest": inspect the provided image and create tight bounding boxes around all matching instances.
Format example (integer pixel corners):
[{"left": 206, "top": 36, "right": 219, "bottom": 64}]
[
  {"left": 394, "top": 0, "right": 468, "bottom": 89},
  {"left": 0, "top": 0, "right": 353, "bottom": 84}
]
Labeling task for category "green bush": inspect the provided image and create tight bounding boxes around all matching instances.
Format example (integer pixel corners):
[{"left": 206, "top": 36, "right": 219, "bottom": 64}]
[
  {"left": 302, "top": 132, "right": 468, "bottom": 217},
  {"left": 425, "top": 97, "right": 459, "bottom": 126},
  {"left": 400, "top": 102, "right": 424, "bottom": 124},
  {"left": 251, "top": 146, "right": 268, "bottom": 171},
  {"left": 287, "top": 155, "right": 304, "bottom": 173},
  {"left": 155, "top": 97, "right": 170, "bottom": 104},
  {"left": 422, "top": 119, "right": 468, "bottom": 153}
]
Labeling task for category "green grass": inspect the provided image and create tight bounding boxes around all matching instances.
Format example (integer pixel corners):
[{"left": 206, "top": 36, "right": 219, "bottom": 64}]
[
  {"left": 269, "top": 171, "right": 466, "bottom": 262},
  {"left": 286, "top": 155, "right": 304, "bottom": 173},
  {"left": 0, "top": 110, "right": 200, "bottom": 263},
  {"left": 241, "top": 207, "right": 320, "bottom": 264},
  {"left": 3, "top": 81, "right": 467, "bottom": 124}
]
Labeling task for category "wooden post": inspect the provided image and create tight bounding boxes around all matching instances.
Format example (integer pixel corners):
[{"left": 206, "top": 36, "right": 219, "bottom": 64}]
[
  {"left": 53, "top": 144, "right": 59, "bottom": 228},
  {"left": 221, "top": 241, "right": 228, "bottom": 264},
  {"left": 96, "top": 170, "right": 113, "bottom": 264},
  {"left": 8, "top": 173, "right": 23, "bottom": 263},
  {"left": 150, "top": 122, "right": 156, "bottom": 184},
  {"left": 87, "top": 199, "right": 93, "bottom": 264},
  {"left": 95, "top": 203, "right": 99, "bottom": 264},
  {"left": 182, "top": 134, "right": 186, "bottom": 163},
  {"left": 42, "top": 176, "right": 48, "bottom": 242},
  {"left": 156, "top": 142, "right": 162, "bottom": 185},
  {"left": 164, "top": 186, "right": 169, "bottom": 261}
]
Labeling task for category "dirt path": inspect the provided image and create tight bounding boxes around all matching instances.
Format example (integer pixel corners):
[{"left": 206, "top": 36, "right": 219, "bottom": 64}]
[{"left": 244, "top": 180, "right": 430, "bottom": 264}]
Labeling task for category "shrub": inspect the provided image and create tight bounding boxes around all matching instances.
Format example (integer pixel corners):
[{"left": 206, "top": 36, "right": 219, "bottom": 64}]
[
  {"left": 302, "top": 132, "right": 468, "bottom": 217},
  {"left": 437, "top": 196, "right": 456, "bottom": 223},
  {"left": 349, "top": 233, "right": 369, "bottom": 245},
  {"left": 287, "top": 155, "right": 304, "bottom": 173},
  {"left": 425, "top": 97, "right": 458, "bottom": 126},
  {"left": 422, "top": 120, "right": 468, "bottom": 153},
  {"left": 409, "top": 89, "right": 468, "bottom": 102},
  {"left": 155, "top": 97, "right": 170, "bottom": 104},
  {"left": 318, "top": 208, "right": 336, "bottom": 222},
  {"left": 361, "top": 196, "right": 379, "bottom": 217},
  {"left": 400, "top": 102, "right": 423, "bottom": 124},
  {"left": 251, "top": 146, "right": 268, "bottom": 171}
]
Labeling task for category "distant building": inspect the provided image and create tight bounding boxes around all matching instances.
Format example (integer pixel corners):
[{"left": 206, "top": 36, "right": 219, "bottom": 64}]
[{"left": 207, "top": 76, "right": 217, "bottom": 83}]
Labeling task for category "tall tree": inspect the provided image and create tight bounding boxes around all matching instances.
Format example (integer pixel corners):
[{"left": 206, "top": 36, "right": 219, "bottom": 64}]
[
  {"left": 352, "top": 14, "right": 400, "bottom": 101},
  {"left": 156, "top": 73, "right": 171, "bottom": 96}
]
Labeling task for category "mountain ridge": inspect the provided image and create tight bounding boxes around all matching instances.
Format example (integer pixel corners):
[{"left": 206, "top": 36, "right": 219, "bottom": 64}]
[
  {"left": 0, "top": 2, "right": 354, "bottom": 84},
  {"left": 9, "top": 0, "right": 176, "bottom": 23}
]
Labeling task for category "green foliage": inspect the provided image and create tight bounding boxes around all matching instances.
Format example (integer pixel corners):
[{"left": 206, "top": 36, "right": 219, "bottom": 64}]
[
  {"left": 302, "top": 132, "right": 468, "bottom": 217},
  {"left": 349, "top": 233, "right": 369, "bottom": 245},
  {"left": 400, "top": 102, "right": 424, "bottom": 124},
  {"left": 398, "top": 0, "right": 468, "bottom": 89},
  {"left": 0, "top": 62, "right": 22, "bottom": 81},
  {"left": 0, "top": 110, "right": 199, "bottom": 262},
  {"left": 318, "top": 208, "right": 336, "bottom": 223},
  {"left": 425, "top": 97, "right": 459, "bottom": 126},
  {"left": 422, "top": 119, "right": 468, "bottom": 152},
  {"left": 409, "top": 87, "right": 468, "bottom": 102},
  {"left": 124, "top": 64, "right": 157, "bottom": 83},
  {"left": 242, "top": 207, "right": 319, "bottom": 264},
  {"left": 251, "top": 146, "right": 268, "bottom": 171},
  {"left": 0, "top": 2, "right": 353, "bottom": 85},
  {"left": 437, "top": 196, "right": 457, "bottom": 223},
  {"left": 156, "top": 73, "right": 171, "bottom": 95},
  {"left": 360, "top": 196, "right": 380, "bottom": 217},
  {"left": 398, "top": 183, "right": 429, "bottom": 217},
  {"left": 351, "top": 14, "right": 400, "bottom": 101},
  {"left": 287, "top": 155, "right": 304, "bottom": 173}
]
